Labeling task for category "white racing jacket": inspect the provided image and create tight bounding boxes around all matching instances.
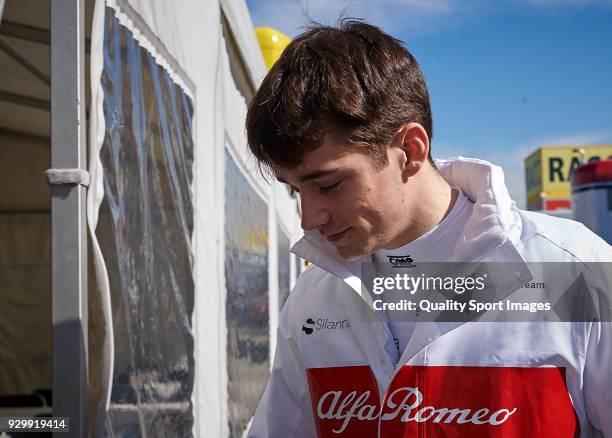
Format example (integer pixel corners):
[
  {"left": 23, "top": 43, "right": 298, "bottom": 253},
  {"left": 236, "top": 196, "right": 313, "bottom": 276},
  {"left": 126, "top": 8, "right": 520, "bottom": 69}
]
[{"left": 248, "top": 157, "right": 612, "bottom": 438}]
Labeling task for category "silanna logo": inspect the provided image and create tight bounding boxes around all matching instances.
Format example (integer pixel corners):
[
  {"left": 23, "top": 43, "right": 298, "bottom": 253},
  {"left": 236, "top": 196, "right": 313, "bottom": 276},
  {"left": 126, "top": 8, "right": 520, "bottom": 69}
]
[
  {"left": 302, "top": 318, "right": 315, "bottom": 334},
  {"left": 387, "top": 255, "right": 415, "bottom": 268},
  {"left": 302, "top": 317, "right": 351, "bottom": 335}
]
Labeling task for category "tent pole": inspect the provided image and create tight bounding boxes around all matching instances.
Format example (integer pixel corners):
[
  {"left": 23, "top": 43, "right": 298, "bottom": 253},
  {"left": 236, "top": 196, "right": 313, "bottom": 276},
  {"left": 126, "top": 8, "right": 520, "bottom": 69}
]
[{"left": 50, "top": 0, "right": 88, "bottom": 436}]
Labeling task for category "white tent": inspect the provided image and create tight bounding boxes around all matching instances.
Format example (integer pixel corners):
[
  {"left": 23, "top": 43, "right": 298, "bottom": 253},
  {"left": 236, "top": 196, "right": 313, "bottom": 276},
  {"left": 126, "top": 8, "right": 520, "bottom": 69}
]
[{"left": 0, "top": 0, "right": 302, "bottom": 436}]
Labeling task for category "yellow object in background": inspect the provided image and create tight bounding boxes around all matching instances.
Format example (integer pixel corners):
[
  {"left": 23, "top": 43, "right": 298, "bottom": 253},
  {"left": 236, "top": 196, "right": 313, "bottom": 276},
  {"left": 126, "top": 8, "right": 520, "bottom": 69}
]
[
  {"left": 524, "top": 145, "right": 612, "bottom": 211},
  {"left": 255, "top": 27, "right": 291, "bottom": 70}
]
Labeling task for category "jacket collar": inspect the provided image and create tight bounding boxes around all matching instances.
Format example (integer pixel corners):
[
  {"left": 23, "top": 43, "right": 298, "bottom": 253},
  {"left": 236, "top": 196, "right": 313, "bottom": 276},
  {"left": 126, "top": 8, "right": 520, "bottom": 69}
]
[
  {"left": 291, "top": 158, "right": 535, "bottom": 379},
  {"left": 291, "top": 157, "right": 528, "bottom": 293}
]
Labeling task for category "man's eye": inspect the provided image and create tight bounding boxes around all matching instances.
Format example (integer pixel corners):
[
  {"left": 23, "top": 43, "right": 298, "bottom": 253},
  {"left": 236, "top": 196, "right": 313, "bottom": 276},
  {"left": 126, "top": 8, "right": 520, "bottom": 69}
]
[{"left": 319, "top": 181, "right": 341, "bottom": 193}]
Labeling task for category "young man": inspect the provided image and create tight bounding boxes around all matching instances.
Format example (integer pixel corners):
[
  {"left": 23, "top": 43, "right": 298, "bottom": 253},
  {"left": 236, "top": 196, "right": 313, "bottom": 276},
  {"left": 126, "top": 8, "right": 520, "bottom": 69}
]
[{"left": 245, "top": 21, "right": 611, "bottom": 437}]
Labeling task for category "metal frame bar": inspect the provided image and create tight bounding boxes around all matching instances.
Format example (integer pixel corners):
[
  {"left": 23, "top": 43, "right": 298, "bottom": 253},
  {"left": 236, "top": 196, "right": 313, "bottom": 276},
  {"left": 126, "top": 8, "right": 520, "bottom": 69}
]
[
  {"left": 0, "top": 36, "right": 51, "bottom": 85},
  {"left": 0, "top": 20, "right": 91, "bottom": 53},
  {"left": 50, "top": 0, "right": 88, "bottom": 436},
  {"left": 0, "top": 89, "right": 50, "bottom": 110},
  {"left": 0, "top": 20, "right": 50, "bottom": 45},
  {"left": 0, "top": 125, "right": 50, "bottom": 144}
]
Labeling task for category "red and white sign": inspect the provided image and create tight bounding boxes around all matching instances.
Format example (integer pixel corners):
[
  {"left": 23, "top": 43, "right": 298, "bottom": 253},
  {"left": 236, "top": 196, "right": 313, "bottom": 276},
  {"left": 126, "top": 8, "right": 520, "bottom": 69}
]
[{"left": 307, "top": 365, "right": 579, "bottom": 437}]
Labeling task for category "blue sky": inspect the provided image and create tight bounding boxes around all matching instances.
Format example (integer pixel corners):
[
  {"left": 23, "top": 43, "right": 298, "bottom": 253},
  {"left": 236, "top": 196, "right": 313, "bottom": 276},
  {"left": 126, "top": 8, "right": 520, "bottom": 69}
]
[{"left": 246, "top": 0, "right": 612, "bottom": 207}]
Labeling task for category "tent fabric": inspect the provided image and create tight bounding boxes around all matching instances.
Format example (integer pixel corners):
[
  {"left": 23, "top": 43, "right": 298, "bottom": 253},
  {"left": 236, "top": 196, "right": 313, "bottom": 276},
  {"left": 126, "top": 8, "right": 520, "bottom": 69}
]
[
  {"left": 88, "top": 0, "right": 302, "bottom": 437},
  {"left": 0, "top": 0, "right": 53, "bottom": 422},
  {"left": 0, "top": 137, "right": 51, "bottom": 402},
  {"left": 0, "top": 135, "right": 50, "bottom": 211},
  {"left": 0, "top": 213, "right": 51, "bottom": 397},
  {"left": 87, "top": 2, "right": 114, "bottom": 435},
  {"left": 219, "top": 0, "right": 268, "bottom": 88}
]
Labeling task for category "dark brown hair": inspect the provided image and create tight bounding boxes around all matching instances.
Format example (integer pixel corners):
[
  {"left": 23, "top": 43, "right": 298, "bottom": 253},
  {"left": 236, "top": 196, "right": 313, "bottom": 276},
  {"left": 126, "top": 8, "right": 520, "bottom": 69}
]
[{"left": 246, "top": 19, "right": 433, "bottom": 173}]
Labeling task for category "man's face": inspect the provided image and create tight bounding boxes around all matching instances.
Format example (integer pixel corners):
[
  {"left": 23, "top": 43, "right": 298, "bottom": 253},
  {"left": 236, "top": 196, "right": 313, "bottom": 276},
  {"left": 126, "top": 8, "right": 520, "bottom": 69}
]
[{"left": 275, "top": 137, "right": 410, "bottom": 260}]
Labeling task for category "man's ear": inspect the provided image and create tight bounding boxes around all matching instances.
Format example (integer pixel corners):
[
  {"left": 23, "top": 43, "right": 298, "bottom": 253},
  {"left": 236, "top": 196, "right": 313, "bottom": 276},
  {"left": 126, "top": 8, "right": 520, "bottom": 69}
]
[{"left": 392, "top": 122, "right": 430, "bottom": 178}]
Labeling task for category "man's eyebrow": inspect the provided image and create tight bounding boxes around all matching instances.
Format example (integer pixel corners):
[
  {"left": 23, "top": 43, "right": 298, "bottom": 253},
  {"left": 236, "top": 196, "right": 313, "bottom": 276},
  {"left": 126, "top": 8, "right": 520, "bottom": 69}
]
[
  {"left": 298, "top": 169, "right": 339, "bottom": 182},
  {"left": 276, "top": 169, "right": 340, "bottom": 185}
]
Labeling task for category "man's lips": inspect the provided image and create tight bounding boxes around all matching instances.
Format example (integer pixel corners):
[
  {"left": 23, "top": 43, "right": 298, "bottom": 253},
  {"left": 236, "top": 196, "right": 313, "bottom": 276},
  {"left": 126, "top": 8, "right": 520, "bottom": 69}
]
[{"left": 325, "top": 228, "right": 350, "bottom": 243}]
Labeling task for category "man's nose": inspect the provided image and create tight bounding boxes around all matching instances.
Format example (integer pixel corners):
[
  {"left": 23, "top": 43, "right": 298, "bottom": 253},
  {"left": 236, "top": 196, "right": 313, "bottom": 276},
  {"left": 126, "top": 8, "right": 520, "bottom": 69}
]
[{"left": 300, "top": 195, "right": 331, "bottom": 231}]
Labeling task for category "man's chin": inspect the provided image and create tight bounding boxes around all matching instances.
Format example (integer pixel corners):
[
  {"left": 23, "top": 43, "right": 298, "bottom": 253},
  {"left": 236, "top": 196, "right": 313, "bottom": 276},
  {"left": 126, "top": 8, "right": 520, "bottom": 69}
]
[{"left": 335, "top": 245, "right": 370, "bottom": 262}]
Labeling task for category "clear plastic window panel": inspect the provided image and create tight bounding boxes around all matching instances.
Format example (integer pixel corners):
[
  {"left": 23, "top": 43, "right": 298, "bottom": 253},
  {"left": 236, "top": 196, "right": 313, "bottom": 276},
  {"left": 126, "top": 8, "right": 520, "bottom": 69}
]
[
  {"left": 224, "top": 149, "right": 269, "bottom": 438},
  {"left": 96, "top": 8, "right": 195, "bottom": 437},
  {"left": 277, "top": 223, "right": 290, "bottom": 311}
]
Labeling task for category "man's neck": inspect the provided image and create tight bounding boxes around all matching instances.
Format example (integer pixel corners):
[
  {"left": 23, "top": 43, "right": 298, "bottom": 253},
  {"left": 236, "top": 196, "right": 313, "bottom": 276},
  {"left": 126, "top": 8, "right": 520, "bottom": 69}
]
[{"left": 384, "top": 167, "right": 457, "bottom": 250}]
